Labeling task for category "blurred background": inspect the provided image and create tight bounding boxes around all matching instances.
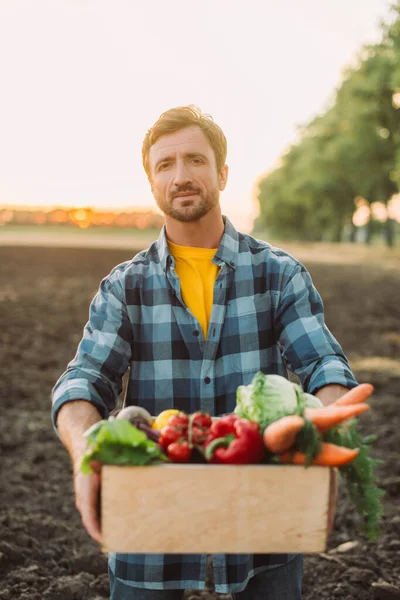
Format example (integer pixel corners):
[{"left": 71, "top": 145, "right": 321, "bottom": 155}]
[
  {"left": 1, "top": 0, "right": 400, "bottom": 244},
  {"left": 0, "top": 2, "right": 399, "bottom": 600}
]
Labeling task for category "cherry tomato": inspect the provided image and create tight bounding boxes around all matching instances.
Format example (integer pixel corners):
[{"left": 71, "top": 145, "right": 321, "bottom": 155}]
[
  {"left": 158, "top": 425, "right": 182, "bottom": 449},
  {"left": 168, "top": 413, "right": 189, "bottom": 430},
  {"left": 191, "top": 411, "right": 212, "bottom": 429},
  {"left": 167, "top": 441, "right": 192, "bottom": 462},
  {"left": 190, "top": 425, "right": 208, "bottom": 445}
]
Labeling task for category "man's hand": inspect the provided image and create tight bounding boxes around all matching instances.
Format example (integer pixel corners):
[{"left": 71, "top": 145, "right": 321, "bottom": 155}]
[
  {"left": 315, "top": 384, "right": 350, "bottom": 407},
  {"left": 57, "top": 401, "right": 104, "bottom": 544},
  {"left": 74, "top": 461, "right": 102, "bottom": 544}
]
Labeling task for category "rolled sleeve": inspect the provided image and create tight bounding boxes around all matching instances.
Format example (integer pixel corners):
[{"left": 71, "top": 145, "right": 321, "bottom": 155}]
[
  {"left": 275, "top": 263, "right": 358, "bottom": 393},
  {"left": 51, "top": 273, "right": 133, "bottom": 433}
]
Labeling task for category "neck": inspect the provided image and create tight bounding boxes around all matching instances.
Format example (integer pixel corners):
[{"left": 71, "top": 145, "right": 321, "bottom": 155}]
[{"left": 164, "top": 205, "right": 224, "bottom": 248}]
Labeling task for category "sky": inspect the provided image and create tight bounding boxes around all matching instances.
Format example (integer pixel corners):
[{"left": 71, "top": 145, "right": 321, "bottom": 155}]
[{"left": 0, "top": 0, "right": 395, "bottom": 232}]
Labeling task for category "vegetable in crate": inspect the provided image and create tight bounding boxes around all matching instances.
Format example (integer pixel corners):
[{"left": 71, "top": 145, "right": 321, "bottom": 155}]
[
  {"left": 323, "top": 417, "right": 385, "bottom": 541},
  {"left": 158, "top": 412, "right": 191, "bottom": 462},
  {"left": 159, "top": 411, "right": 212, "bottom": 462},
  {"left": 113, "top": 405, "right": 153, "bottom": 426},
  {"left": 152, "top": 409, "right": 181, "bottom": 430},
  {"left": 204, "top": 414, "right": 265, "bottom": 464},
  {"left": 284, "top": 386, "right": 375, "bottom": 467},
  {"left": 80, "top": 419, "right": 167, "bottom": 474},
  {"left": 262, "top": 414, "right": 305, "bottom": 454},
  {"left": 109, "top": 406, "right": 161, "bottom": 443},
  {"left": 251, "top": 378, "right": 383, "bottom": 541},
  {"left": 234, "top": 371, "right": 322, "bottom": 431},
  {"left": 263, "top": 401, "right": 371, "bottom": 455},
  {"left": 304, "top": 402, "right": 369, "bottom": 433},
  {"left": 167, "top": 440, "right": 192, "bottom": 463},
  {"left": 280, "top": 442, "right": 360, "bottom": 466}
]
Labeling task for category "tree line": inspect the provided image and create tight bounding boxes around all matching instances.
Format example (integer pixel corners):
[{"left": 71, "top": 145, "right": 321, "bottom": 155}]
[
  {"left": 0, "top": 207, "right": 164, "bottom": 230},
  {"left": 255, "top": 3, "right": 400, "bottom": 246}
]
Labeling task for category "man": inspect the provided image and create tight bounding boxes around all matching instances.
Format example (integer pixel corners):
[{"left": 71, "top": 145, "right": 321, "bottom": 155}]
[{"left": 52, "top": 105, "right": 358, "bottom": 599}]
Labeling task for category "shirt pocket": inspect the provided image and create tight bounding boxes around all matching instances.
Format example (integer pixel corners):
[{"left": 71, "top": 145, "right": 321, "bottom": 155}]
[{"left": 223, "top": 293, "right": 275, "bottom": 374}]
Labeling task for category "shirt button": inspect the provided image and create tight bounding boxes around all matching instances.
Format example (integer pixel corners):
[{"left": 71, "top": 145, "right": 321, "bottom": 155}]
[
  {"left": 204, "top": 377, "right": 211, "bottom": 384},
  {"left": 193, "top": 330, "right": 199, "bottom": 337}
]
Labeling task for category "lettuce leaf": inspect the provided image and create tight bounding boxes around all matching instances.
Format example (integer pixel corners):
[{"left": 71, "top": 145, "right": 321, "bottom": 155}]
[{"left": 80, "top": 419, "right": 167, "bottom": 474}]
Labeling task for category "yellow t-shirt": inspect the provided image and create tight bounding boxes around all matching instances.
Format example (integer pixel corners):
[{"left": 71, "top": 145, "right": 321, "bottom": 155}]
[{"left": 168, "top": 240, "right": 219, "bottom": 340}]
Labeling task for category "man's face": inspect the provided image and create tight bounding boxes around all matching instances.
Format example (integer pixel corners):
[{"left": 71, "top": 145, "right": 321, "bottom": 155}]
[{"left": 147, "top": 126, "right": 228, "bottom": 223}]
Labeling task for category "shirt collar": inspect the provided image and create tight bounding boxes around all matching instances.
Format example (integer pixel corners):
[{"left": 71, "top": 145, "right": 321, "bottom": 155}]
[
  {"left": 156, "top": 216, "right": 239, "bottom": 273},
  {"left": 156, "top": 224, "right": 171, "bottom": 273},
  {"left": 214, "top": 216, "right": 239, "bottom": 269}
]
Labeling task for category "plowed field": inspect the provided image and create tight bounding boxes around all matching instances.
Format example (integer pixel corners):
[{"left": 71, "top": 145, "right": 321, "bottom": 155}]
[{"left": 0, "top": 245, "right": 399, "bottom": 600}]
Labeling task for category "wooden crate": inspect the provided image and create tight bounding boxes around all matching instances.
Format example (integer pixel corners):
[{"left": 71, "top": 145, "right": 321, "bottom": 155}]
[{"left": 101, "top": 464, "right": 337, "bottom": 554}]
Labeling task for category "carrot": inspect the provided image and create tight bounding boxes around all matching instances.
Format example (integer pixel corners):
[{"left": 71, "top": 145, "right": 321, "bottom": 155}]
[
  {"left": 263, "top": 415, "right": 305, "bottom": 454},
  {"left": 304, "top": 403, "right": 369, "bottom": 433},
  {"left": 333, "top": 383, "right": 374, "bottom": 406},
  {"left": 281, "top": 442, "right": 359, "bottom": 467}
]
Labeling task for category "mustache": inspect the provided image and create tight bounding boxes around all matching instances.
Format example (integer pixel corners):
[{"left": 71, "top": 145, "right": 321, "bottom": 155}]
[{"left": 171, "top": 185, "right": 201, "bottom": 199}]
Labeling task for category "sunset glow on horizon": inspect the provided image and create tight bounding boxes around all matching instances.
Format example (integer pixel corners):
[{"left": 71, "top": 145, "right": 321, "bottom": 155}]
[{"left": 0, "top": 0, "right": 394, "bottom": 233}]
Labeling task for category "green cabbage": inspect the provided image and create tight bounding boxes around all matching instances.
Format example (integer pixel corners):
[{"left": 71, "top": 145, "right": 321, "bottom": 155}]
[{"left": 234, "top": 372, "right": 322, "bottom": 431}]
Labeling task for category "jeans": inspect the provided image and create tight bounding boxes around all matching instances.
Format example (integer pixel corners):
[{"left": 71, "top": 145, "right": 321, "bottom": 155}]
[{"left": 109, "top": 554, "right": 303, "bottom": 599}]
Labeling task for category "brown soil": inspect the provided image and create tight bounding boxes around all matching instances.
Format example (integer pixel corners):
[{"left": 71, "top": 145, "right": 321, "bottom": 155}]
[{"left": 0, "top": 246, "right": 399, "bottom": 600}]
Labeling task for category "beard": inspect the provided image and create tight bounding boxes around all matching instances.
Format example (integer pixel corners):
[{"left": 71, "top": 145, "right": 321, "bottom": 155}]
[{"left": 154, "top": 186, "right": 220, "bottom": 223}]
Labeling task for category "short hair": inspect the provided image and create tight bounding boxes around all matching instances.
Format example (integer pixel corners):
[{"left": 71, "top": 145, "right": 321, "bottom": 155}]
[{"left": 142, "top": 105, "right": 227, "bottom": 178}]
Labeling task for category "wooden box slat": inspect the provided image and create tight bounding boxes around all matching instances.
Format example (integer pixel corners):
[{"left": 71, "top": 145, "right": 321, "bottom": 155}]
[{"left": 101, "top": 464, "right": 337, "bottom": 554}]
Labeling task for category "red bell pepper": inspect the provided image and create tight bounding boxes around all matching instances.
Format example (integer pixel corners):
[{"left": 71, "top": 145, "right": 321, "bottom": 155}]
[{"left": 204, "top": 415, "right": 265, "bottom": 464}]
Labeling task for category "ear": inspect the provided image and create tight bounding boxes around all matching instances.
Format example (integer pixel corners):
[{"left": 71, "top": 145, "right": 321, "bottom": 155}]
[{"left": 218, "top": 164, "right": 229, "bottom": 191}]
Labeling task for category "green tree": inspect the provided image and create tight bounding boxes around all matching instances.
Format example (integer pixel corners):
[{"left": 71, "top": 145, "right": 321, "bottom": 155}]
[
  {"left": 333, "top": 43, "right": 399, "bottom": 245},
  {"left": 256, "top": 3, "right": 400, "bottom": 246}
]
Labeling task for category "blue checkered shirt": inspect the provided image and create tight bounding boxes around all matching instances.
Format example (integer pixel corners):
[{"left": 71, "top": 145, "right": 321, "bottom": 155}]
[{"left": 52, "top": 217, "right": 357, "bottom": 593}]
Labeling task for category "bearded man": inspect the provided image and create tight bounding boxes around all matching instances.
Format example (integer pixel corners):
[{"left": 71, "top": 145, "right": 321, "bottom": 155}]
[{"left": 52, "top": 105, "right": 357, "bottom": 599}]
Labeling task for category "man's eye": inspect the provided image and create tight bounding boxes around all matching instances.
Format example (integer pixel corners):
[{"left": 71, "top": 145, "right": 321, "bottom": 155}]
[
  {"left": 191, "top": 158, "right": 203, "bottom": 164},
  {"left": 158, "top": 163, "right": 170, "bottom": 171}
]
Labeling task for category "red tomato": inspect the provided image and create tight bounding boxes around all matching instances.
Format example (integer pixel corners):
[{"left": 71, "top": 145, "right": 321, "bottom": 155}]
[
  {"left": 190, "top": 426, "right": 208, "bottom": 445},
  {"left": 167, "top": 441, "right": 192, "bottom": 462},
  {"left": 168, "top": 414, "right": 189, "bottom": 430},
  {"left": 158, "top": 425, "right": 182, "bottom": 449},
  {"left": 191, "top": 411, "right": 212, "bottom": 429}
]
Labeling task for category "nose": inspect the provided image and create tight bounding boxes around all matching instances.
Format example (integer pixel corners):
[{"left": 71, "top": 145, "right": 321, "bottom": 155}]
[{"left": 173, "top": 159, "right": 192, "bottom": 187}]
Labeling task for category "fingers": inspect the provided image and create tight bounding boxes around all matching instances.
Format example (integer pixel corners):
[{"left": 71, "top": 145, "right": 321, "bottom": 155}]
[{"left": 74, "top": 471, "right": 102, "bottom": 544}]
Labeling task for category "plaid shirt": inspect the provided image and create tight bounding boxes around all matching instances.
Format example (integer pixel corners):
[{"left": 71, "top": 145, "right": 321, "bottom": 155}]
[{"left": 52, "top": 217, "right": 357, "bottom": 594}]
